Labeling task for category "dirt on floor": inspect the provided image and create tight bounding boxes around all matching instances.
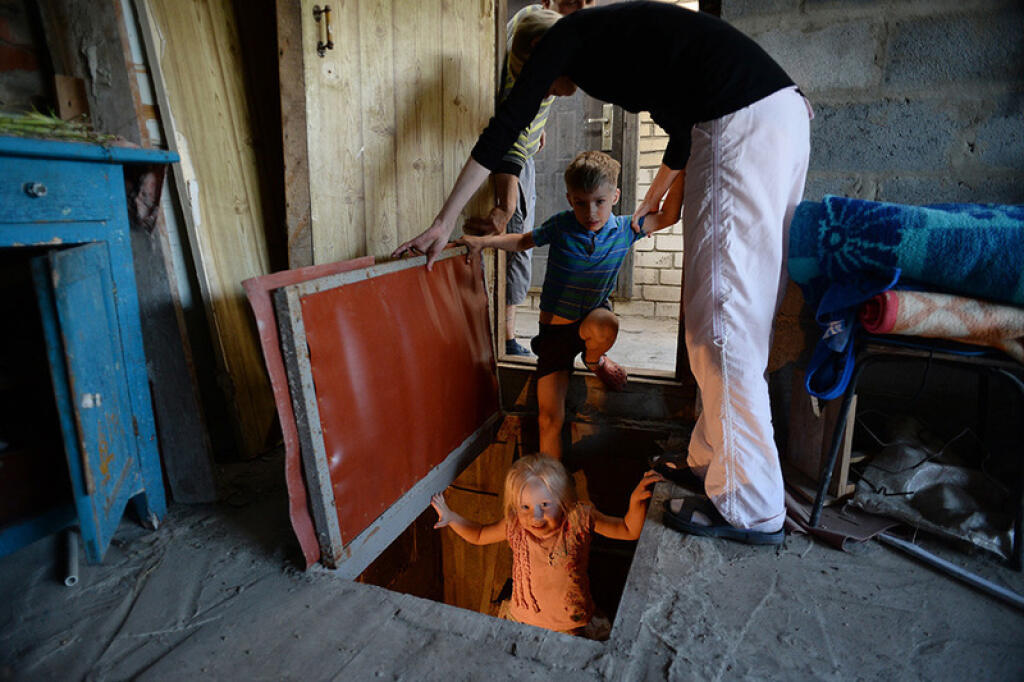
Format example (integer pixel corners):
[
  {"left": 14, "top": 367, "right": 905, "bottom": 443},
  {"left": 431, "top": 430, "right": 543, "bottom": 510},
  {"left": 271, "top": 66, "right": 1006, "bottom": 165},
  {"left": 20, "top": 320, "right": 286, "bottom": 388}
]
[{"left": 1, "top": 448, "right": 1023, "bottom": 681}]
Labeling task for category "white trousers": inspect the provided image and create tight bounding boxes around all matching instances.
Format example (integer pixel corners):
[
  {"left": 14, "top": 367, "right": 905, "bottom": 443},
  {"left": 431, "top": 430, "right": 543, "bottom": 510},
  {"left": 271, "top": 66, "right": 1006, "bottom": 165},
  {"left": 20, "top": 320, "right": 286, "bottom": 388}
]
[{"left": 684, "top": 86, "right": 811, "bottom": 532}]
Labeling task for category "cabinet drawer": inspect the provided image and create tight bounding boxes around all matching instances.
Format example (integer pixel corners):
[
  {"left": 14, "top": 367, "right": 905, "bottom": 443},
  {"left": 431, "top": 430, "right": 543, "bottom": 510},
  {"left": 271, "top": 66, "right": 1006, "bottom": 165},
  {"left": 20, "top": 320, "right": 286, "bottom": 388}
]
[{"left": 0, "top": 157, "right": 118, "bottom": 224}]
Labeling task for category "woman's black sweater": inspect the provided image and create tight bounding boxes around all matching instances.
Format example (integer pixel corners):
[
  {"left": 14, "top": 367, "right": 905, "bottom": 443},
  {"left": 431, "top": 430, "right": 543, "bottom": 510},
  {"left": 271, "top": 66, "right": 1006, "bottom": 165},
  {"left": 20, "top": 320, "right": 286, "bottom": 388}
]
[{"left": 471, "top": 1, "right": 794, "bottom": 172}]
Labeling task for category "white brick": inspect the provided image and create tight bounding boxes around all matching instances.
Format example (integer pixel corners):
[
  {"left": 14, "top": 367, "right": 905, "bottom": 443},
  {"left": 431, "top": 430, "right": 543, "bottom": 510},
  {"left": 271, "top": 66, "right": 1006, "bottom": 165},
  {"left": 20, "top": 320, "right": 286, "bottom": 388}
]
[
  {"left": 674, "top": 253, "right": 684, "bottom": 268},
  {"left": 634, "top": 237, "right": 655, "bottom": 251},
  {"left": 635, "top": 251, "right": 674, "bottom": 268},
  {"left": 634, "top": 267, "right": 660, "bottom": 284},
  {"left": 655, "top": 234, "right": 683, "bottom": 251},
  {"left": 639, "top": 137, "right": 667, "bottom": 153},
  {"left": 644, "top": 285, "right": 682, "bottom": 302},
  {"left": 656, "top": 301, "right": 682, "bottom": 318},
  {"left": 614, "top": 300, "right": 656, "bottom": 317},
  {"left": 660, "top": 269, "right": 682, "bottom": 286}
]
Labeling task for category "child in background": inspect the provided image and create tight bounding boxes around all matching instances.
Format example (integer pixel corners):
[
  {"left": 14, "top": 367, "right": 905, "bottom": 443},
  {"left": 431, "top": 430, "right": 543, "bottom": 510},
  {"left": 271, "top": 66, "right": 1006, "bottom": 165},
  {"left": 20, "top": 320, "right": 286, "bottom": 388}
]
[
  {"left": 432, "top": 455, "right": 662, "bottom": 639},
  {"left": 459, "top": 151, "right": 683, "bottom": 458}
]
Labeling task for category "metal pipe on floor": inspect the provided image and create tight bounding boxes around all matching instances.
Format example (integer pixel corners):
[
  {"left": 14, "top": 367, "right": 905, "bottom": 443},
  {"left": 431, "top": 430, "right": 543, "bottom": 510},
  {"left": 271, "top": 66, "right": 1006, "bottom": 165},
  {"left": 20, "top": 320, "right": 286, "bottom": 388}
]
[
  {"left": 877, "top": 532, "right": 1024, "bottom": 611},
  {"left": 64, "top": 529, "right": 78, "bottom": 587}
]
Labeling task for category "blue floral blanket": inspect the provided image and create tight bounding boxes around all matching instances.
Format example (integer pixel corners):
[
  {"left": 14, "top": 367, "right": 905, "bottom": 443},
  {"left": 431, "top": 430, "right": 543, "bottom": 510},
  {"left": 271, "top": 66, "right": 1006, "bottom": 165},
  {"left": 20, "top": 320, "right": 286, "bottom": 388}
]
[{"left": 789, "top": 196, "right": 1024, "bottom": 307}]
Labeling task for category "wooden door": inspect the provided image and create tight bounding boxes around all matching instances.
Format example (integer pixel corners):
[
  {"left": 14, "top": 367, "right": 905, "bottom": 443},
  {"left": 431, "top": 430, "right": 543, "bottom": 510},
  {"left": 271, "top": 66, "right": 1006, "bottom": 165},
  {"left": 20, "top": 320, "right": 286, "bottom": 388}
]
[{"left": 279, "top": 1, "right": 498, "bottom": 267}]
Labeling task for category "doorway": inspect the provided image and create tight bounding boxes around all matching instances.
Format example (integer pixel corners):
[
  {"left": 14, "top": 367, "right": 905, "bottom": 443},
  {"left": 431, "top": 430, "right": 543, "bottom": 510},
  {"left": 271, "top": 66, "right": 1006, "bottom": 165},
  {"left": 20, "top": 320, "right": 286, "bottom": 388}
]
[{"left": 501, "top": 0, "right": 696, "bottom": 377}]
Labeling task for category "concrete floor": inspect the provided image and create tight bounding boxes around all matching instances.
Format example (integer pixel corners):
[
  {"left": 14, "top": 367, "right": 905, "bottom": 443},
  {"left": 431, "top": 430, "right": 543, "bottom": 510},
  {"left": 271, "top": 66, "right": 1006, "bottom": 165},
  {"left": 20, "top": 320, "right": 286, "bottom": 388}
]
[{"left": 2, "top": 449, "right": 1022, "bottom": 680}]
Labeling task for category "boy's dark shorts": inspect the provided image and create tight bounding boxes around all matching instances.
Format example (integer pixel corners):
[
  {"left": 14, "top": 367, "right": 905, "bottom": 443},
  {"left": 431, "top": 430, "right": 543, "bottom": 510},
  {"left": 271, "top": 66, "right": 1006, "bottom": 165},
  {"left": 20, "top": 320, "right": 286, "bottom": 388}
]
[{"left": 530, "top": 302, "right": 611, "bottom": 379}]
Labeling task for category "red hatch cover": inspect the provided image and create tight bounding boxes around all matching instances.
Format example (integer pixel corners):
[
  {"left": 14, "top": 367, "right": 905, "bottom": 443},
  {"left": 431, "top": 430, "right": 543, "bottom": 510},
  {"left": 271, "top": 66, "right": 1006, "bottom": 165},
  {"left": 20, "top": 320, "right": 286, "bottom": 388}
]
[{"left": 271, "top": 249, "right": 499, "bottom": 574}]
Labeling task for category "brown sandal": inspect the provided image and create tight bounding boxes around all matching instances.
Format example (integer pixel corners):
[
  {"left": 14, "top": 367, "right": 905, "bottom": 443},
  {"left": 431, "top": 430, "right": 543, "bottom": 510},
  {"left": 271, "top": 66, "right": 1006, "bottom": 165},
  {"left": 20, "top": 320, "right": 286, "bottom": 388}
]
[{"left": 584, "top": 355, "right": 628, "bottom": 391}]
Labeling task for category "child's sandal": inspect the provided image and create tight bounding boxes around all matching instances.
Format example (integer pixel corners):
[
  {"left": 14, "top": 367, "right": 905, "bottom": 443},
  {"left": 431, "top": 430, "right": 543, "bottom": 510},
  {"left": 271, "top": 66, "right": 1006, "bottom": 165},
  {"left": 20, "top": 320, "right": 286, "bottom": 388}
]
[{"left": 584, "top": 355, "right": 628, "bottom": 391}]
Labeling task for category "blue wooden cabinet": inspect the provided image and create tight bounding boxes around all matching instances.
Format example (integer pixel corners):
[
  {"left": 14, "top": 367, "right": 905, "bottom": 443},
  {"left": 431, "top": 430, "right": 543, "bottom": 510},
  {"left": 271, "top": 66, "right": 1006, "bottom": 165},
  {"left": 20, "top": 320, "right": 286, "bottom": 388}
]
[{"left": 0, "top": 135, "right": 177, "bottom": 563}]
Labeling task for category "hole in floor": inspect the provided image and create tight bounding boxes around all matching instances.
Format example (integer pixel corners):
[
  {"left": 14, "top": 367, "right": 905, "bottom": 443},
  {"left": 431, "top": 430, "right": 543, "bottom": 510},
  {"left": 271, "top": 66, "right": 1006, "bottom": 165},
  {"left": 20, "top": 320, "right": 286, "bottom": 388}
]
[{"left": 356, "top": 423, "right": 668, "bottom": 639}]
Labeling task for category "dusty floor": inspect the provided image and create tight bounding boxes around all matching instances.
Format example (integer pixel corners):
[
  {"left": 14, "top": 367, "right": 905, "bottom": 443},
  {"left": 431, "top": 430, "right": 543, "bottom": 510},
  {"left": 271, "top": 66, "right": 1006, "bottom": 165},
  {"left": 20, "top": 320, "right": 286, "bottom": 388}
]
[{"left": 2, "top": 447, "right": 1022, "bottom": 681}]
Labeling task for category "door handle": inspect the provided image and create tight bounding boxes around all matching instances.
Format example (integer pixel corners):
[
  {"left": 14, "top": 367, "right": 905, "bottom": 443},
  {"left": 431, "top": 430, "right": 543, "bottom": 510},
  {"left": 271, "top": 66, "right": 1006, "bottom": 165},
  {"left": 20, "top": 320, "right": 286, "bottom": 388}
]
[
  {"left": 584, "top": 103, "right": 614, "bottom": 151},
  {"left": 313, "top": 5, "right": 334, "bottom": 57}
]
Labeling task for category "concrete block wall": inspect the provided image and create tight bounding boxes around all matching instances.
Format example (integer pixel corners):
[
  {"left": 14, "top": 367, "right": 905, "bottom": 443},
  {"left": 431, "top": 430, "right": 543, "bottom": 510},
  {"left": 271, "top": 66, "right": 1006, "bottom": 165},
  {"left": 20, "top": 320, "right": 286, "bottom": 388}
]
[{"left": 724, "top": 0, "right": 1024, "bottom": 205}]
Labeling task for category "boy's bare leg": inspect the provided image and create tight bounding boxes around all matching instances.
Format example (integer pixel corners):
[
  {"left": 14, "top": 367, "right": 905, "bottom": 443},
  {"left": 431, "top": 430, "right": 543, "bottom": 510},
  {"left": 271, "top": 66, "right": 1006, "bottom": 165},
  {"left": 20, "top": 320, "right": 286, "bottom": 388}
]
[
  {"left": 536, "top": 369, "right": 570, "bottom": 458},
  {"left": 579, "top": 307, "right": 619, "bottom": 364}
]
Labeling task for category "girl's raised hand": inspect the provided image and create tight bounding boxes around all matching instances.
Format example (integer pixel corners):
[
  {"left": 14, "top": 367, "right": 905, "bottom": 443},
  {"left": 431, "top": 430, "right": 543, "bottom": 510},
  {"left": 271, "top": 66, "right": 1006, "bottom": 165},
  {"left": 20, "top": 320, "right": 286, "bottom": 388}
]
[
  {"left": 629, "top": 470, "right": 665, "bottom": 507},
  {"left": 431, "top": 492, "right": 454, "bottom": 529}
]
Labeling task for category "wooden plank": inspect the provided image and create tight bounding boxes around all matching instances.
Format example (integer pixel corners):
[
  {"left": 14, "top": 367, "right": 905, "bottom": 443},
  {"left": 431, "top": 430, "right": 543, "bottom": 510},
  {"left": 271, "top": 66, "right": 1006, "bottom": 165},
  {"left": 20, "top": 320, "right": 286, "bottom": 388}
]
[
  {"left": 276, "top": 0, "right": 313, "bottom": 268},
  {"left": 36, "top": 0, "right": 145, "bottom": 144},
  {"left": 392, "top": 0, "right": 445, "bottom": 243},
  {"left": 124, "top": 167, "right": 217, "bottom": 503},
  {"left": 140, "top": 0, "right": 274, "bottom": 458},
  {"left": 441, "top": 417, "right": 517, "bottom": 615},
  {"left": 275, "top": 285, "right": 345, "bottom": 567},
  {"left": 832, "top": 393, "right": 857, "bottom": 498},
  {"left": 442, "top": 0, "right": 496, "bottom": 232},
  {"left": 357, "top": 0, "right": 399, "bottom": 256},
  {"left": 302, "top": 0, "right": 365, "bottom": 263}
]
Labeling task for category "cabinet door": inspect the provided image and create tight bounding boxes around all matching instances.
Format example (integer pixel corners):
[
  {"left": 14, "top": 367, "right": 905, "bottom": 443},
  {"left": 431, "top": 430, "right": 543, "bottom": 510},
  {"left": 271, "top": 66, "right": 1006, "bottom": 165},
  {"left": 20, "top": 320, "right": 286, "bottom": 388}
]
[{"left": 31, "top": 242, "right": 143, "bottom": 563}]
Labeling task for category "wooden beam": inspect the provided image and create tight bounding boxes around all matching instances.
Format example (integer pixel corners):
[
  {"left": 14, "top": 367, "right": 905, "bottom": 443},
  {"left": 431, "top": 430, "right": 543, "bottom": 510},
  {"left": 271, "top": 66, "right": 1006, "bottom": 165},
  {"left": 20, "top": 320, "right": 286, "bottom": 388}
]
[
  {"left": 276, "top": 0, "right": 313, "bottom": 268},
  {"left": 138, "top": 0, "right": 275, "bottom": 458}
]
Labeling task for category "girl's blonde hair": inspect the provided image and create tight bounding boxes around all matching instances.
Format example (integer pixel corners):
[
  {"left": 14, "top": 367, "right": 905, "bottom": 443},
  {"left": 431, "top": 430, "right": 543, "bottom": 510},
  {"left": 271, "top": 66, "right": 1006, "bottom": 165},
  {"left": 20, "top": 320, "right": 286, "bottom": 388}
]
[{"left": 503, "top": 455, "right": 577, "bottom": 522}]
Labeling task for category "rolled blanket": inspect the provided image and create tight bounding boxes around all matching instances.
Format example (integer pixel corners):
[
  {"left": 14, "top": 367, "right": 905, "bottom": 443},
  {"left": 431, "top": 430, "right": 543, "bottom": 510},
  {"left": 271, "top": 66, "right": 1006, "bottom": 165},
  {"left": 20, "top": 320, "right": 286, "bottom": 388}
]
[
  {"left": 789, "top": 196, "right": 1024, "bottom": 306},
  {"left": 859, "top": 290, "right": 1024, "bottom": 364}
]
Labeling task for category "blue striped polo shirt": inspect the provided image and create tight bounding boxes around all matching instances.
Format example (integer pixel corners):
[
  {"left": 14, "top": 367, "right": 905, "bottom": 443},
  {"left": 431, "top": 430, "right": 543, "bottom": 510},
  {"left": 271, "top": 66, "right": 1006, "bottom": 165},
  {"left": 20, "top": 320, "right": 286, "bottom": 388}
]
[{"left": 532, "top": 211, "right": 646, "bottom": 321}]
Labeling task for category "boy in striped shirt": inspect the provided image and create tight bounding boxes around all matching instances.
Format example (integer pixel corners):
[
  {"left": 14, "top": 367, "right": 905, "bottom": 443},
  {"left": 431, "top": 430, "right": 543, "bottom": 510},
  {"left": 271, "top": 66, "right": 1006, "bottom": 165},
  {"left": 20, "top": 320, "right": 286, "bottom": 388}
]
[{"left": 460, "top": 151, "right": 683, "bottom": 458}]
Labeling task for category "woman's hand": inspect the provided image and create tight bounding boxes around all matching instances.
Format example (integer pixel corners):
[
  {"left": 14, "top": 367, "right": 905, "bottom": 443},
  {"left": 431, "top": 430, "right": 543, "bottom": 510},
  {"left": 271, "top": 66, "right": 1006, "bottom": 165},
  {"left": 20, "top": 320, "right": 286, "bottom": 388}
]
[
  {"left": 431, "top": 493, "right": 454, "bottom": 529},
  {"left": 463, "top": 206, "right": 512, "bottom": 236},
  {"left": 631, "top": 164, "right": 682, "bottom": 232},
  {"left": 393, "top": 158, "right": 492, "bottom": 270},
  {"left": 631, "top": 197, "right": 659, "bottom": 233},
  {"left": 392, "top": 217, "right": 454, "bottom": 270}
]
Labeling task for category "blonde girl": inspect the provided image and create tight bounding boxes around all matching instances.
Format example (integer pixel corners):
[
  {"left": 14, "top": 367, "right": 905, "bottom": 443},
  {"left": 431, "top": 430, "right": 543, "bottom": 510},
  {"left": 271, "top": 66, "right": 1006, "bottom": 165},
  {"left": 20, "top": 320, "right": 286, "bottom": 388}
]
[{"left": 431, "top": 455, "right": 661, "bottom": 637}]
